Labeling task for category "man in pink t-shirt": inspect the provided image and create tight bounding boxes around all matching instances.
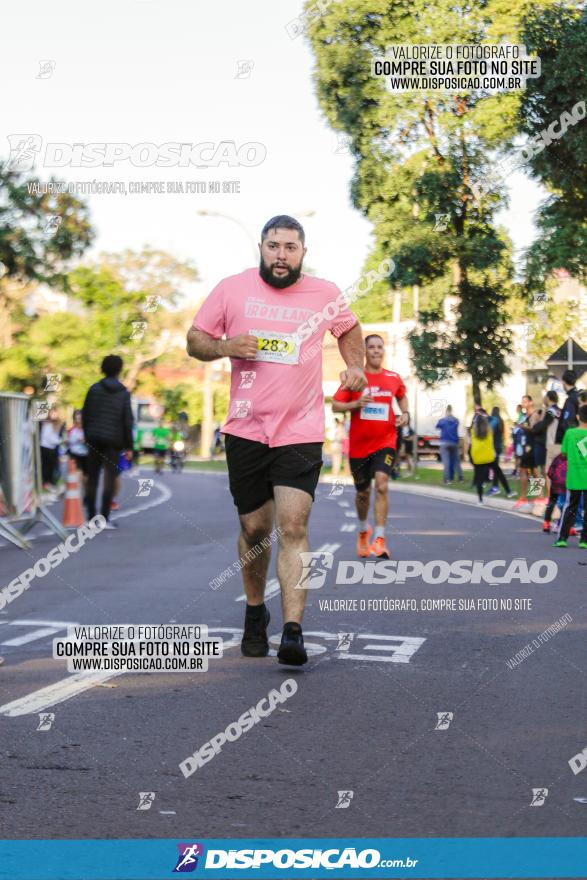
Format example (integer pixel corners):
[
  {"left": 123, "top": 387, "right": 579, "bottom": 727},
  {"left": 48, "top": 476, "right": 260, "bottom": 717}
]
[{"left": 187, "top": 214, "right": 366, "bottom": 666}]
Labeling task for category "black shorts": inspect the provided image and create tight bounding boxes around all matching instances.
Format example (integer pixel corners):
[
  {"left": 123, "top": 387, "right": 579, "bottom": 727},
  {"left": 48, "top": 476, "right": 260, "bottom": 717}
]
[
  {"left": 520, "top": 448, "right": 535, "bottom": 470},
  {"left": 534, "top": 444, "right": 546, "bottom": 468},
  {"left": 224, "top": 434, "right": 323, "bottom": 515},
  {"left": 154, "top": 449, "right": 167, "bottom": 459},
  {"left": 350, "top": 447, "right": 396, "bottom": 491}
]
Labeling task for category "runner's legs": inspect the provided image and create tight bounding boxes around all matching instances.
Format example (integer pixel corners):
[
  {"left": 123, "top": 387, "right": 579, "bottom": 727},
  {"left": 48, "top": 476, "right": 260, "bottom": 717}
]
[
  {"left": 274, "top": 485, "right": 313, "bottom": 625},
  {"left": 355, "top": 486, "right": 370, "bottom": 522},
  {"left": 373, "top": 470, "right": 389, "bottom": 527},
  {"left": 520, "top": 466, "right": 528, "bottom": 499},
  {"left": 237, "top": 498, "right": 275, "bottom": 605}
]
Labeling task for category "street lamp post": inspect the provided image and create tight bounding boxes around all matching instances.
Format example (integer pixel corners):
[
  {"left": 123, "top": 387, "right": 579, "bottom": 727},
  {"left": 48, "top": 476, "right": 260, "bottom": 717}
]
[
  {"left": 200, "top": 362, "right": 214, "bottom": 458},
  {"left": 196, "top": 210, "right": 258, "bottom": 262},
  {"left": 196, "top": 209, "right": 316, "bottom": 263},
  {"left": 412, "top": 285, "right": 420, "bottom": 476}
]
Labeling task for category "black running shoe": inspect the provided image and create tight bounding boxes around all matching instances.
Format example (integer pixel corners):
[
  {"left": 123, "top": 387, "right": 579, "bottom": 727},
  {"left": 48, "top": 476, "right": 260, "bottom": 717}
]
[
  {"left": 277, "top": 622, "right": 308, "bottom": 666},
  {"left": 241, "top": 606, "right": 270, "bottom": 657}
]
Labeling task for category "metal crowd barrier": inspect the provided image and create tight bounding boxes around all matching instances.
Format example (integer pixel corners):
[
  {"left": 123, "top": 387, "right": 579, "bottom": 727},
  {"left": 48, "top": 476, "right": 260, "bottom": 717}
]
[{"left": 0, "top": 392, "right": 67, "bottom": 549}]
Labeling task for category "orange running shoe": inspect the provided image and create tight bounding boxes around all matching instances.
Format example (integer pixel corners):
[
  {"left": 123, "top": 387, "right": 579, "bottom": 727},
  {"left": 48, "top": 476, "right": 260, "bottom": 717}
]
[
  {"left": 357, "top": 525, "right": 372, "bottom": 558},
  {"left": 371, "top": 536, "right": 391, "bottom": 559}
]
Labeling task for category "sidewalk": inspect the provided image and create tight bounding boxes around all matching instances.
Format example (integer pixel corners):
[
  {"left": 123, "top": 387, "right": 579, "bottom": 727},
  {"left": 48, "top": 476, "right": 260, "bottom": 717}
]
[
  {"left": 156, "top": 459, "right": 549, "bottom": 522},
  {"left": 319, "top": 473, "right": 548, "bottom": 520}
]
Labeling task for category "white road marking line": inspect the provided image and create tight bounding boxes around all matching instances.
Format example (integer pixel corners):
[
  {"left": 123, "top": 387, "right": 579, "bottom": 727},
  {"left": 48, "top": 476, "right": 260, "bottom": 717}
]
[
  {"left": 0, "top": 625, "right": 424, "bottom": 716},
  {"left": 267, "top": 629, "right": 426, "bottom": 663},
  {"left": 338, "top": 653, "right": 408, "bottom": 663},
  {"left": 1, "top": 620, "right": 77, "bottom": 647},
  {"left": 112, "top": 480, "right": 172, "bottom": 520},
  {"left": 0, "top": 670, "right": 126, "bottom": 717},
  {"left": 235, "top": 543, "right": 341, "bottom": 602},
  {"left": 344, "top": 511, "right": 357, "bottom": 518},
  {"left": 338, "top": 501, "right": 350, "bottom": 508},
  {"left": 8, "top": 619, "right": 75, "bottom": 627},
  {"left": 263, "top": 578, "right": 281, "bottom": 600},
  {"left": 2, "top": 627, "right": 65, "bottom": 647},
  {"left": 235, "top": 577, "right": 278, "bottom": 603},
  {"left": 339, "top": 523, "right": 356, "bottom": 532},
  {"left": 0, "top": 481, "right": 172, "bottom": 547},
  {"left": 338, "top": 634, "right": 426, "bottom": 664}
]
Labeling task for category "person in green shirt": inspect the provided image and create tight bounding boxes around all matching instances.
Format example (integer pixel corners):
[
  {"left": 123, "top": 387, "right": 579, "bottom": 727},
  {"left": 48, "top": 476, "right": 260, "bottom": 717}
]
[
  {"left": 169, "top": 424, "right": 183, "bottom": 445},
  {"left": 554, "top": 404, "right": 587, "bottom": 548},
  {"left": 169, "top": 422, "right": 187, "bottom": 472},
  {"left": 153, "top": 419, "right": 171, "bottom": 474}
]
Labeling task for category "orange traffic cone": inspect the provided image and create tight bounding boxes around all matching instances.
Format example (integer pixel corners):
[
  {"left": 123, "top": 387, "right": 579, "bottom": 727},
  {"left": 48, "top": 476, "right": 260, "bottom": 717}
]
[{"left": 62, "top": 458, "right": 85, "bottom": 527}]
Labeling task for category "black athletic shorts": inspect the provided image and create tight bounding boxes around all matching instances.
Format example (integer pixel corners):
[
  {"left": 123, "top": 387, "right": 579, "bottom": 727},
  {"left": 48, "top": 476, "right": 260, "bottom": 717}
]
[
  {"left": 534, "top": 443, "right": 546, "bottom": 468},
  {"left": 350, "top": 446, "right": 396, "bottom": 491},
  {"left": 224, "top": 434, "right": 323, "bottom": 515}
]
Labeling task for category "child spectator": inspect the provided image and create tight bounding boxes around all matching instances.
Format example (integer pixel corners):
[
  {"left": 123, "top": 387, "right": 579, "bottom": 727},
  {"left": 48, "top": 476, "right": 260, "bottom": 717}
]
[
  {"left": 554, "top": 404, "right": 587, "bottom": 549},
  {"left": 543, "top": 453, "right": 566, "bottom": 534}
]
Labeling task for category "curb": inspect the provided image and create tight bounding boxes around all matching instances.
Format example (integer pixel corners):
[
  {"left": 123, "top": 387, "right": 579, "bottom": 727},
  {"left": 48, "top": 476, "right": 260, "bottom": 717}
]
[
  {"left": 319, "top": 474, "right": 548, "bottom": 521},
  {"left": 136, "top": 468, "right": 549, "bottom": 523}
]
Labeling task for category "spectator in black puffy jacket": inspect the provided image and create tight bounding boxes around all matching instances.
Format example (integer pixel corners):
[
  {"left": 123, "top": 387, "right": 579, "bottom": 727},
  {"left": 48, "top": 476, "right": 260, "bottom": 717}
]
[
  {"left": 555, "top": 369, "right": 581, "bottom": 444},
  {"left": 82, "top": 355, "right": 133, "bottom": 528}
]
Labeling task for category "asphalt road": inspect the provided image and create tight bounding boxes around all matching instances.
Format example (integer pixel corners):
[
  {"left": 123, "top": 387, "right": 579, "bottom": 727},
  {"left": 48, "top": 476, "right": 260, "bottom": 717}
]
[{"left": 1, "top": 467, "right": 586, "bottom": 844}]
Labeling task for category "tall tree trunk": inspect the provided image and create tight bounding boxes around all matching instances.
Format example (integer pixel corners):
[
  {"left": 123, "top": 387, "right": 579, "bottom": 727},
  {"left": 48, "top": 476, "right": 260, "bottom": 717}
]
[
  {"left": 453, "top": 260, "right": 482, "bottom": 407},
  {"left": 472, "top": 378, "right": 481, "bottom": 408}
]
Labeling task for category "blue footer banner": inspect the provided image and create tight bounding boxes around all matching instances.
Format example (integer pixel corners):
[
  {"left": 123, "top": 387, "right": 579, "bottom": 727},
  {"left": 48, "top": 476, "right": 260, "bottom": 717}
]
[{"left": 0, "top": 838, "right": 586, "bottom": 879}]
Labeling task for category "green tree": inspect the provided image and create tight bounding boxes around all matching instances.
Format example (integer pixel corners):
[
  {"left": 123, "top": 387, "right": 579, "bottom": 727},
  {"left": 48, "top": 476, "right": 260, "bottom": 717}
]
[
  {"left": 87, "top": 249, "right": 199, "bottom": 391},
  {"left": 0, "top": 164, "right": 93, "bottom": 283},
  {"left": 213, "top": 386, "right": 229, "bottom": 423},
  {"left": 304, "top": 0, "right": 544, "bottom": 402},
  {"left": 154, "top": 383, "right": 229, "bottom": 427},
  {"left": 65, "top": 249, "right": 198, "bottom": 393},
  {"left": 98, "top": 247, "right": 198, "bottom": 307},
  {"left": 2, "top": 249, "right": 199, "bottom": 404},
  {"left": 160, "top": 386, "right": 189, "bottom": 422},
  {"left": 0, "top": 308, "right": 98, "bottom": 405},
  {"left": 0, "top": 163, "right": 93, "bottom": 359},
  {"left": 519, "top": 5, "right": 587, "bottom": 284}
]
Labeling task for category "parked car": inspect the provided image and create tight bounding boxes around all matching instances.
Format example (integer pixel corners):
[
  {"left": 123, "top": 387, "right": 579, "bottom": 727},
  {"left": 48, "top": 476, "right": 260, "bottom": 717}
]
[{"left": 417, "top": 433, "right": 442, "bottom": 461}]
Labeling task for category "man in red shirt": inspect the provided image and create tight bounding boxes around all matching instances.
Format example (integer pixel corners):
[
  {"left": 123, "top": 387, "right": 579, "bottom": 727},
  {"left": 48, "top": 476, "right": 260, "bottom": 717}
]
[{"left": 332, "top": 334, "right": 409, "bottom": 559}]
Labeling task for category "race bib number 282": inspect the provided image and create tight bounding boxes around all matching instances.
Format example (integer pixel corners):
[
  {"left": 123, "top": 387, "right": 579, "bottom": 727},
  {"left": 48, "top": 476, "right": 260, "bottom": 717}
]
[{"left": 250, "top": 329, "right": 300, "bottom": 365}]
